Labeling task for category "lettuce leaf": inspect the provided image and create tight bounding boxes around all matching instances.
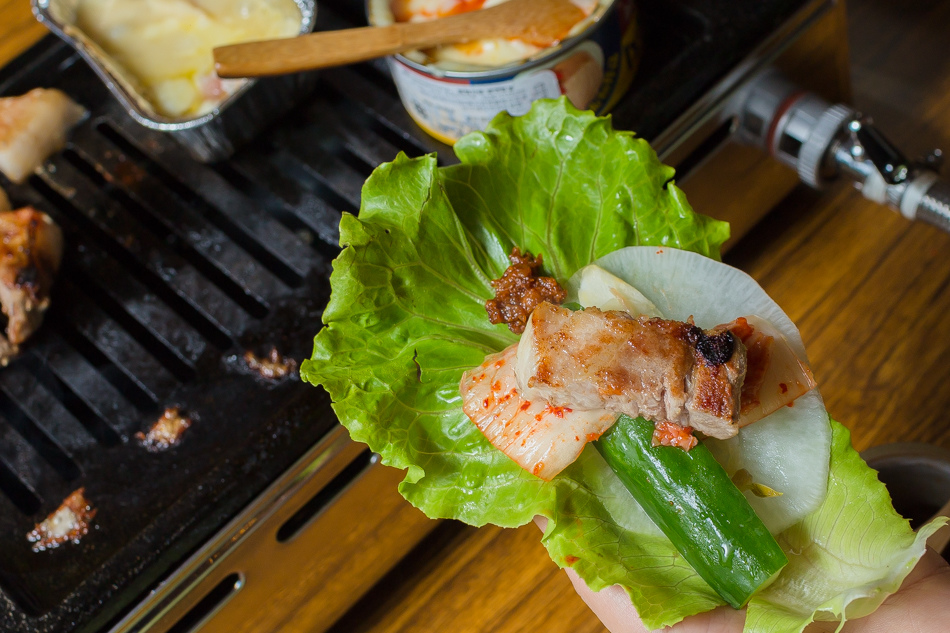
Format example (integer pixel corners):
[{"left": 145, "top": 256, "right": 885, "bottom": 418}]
[
  {"left": 301, "top": 98, "right": 940, "bottom": 632},
  {"left": 745, "top": 422, "right": 946, "bottom": 632}
]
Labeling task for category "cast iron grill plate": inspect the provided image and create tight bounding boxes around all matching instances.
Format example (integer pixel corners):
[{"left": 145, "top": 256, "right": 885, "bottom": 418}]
[{"left": 0, "top": 0, "right": 807, "bottom": 630}]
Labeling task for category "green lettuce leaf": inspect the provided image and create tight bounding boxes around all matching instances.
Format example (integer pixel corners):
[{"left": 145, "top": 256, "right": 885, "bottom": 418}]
[
  {"left": 301, "top": 98, "right": 939, "bottom": 632},
  {"left": 745, "top": 422, "right": 946, "bottom": 632}
]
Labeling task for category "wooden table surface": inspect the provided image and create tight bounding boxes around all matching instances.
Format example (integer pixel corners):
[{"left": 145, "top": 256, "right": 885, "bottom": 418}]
[{"left": 2, "top": 1, "right": 949, "bottom": 632}]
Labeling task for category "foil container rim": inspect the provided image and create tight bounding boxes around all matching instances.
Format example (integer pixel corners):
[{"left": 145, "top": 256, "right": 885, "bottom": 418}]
[{"left": 30, "top": 0, "right": 317, "bottom": 131}]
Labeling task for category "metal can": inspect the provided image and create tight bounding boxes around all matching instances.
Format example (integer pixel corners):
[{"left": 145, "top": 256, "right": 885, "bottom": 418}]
[{"left": 369, "top": 0, "right": 641, "bottom": 144}]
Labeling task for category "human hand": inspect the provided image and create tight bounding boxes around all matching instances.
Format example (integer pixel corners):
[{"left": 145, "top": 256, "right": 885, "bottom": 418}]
[{"left": 535, "top": 517, "right": 950, "bottom": 632}]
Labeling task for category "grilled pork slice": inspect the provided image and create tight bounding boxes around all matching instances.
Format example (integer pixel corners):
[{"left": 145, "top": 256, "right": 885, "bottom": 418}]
[
  {"left": 515, "top": 302, "right": 747, "bottom": 440},
  {"left": 460, "top": 344, "right": 617, "bottom": 480},
  {"left": 0, "top": 207, "right": 64, "bottom": 363},
  {"left": 0, "top": 88, "right": 85, "bottom": 184}
]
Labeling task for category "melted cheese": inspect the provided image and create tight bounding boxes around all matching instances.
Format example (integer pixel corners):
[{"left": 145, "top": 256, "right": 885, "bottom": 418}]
[{"left": 75, "top": 0, "right": 301, "bottom": 117}]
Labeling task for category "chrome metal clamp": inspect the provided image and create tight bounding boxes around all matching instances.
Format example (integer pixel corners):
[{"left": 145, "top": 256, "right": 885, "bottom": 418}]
[{"left": 731, "top": 68, "right": 950, "bottom": 233}]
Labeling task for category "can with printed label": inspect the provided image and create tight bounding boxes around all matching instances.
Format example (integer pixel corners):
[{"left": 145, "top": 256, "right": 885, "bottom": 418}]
[{"left": 368, "top": 0, "right": 640, "bottom": 144}]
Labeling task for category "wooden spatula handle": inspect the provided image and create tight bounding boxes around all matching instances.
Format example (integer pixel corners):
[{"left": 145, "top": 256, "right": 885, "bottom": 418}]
[
  {"left": 214, "top": 8, "right": 502, "bottom": 79},
  {"left": 214, "top": 0, "right": 585, "bottom": 78},
  {"left": 215, "top": 22, "right": 446, "bottom": 77}
]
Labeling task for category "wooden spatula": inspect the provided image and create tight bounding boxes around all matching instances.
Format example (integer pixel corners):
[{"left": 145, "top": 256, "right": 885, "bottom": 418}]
[{"left": 213, "top": 0, "right": 587, "bottom": 78}]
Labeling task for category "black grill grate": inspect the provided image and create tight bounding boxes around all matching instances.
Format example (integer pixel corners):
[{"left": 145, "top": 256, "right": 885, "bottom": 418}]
[{"left": 0, "top": 0, "right": 806, "bottom": 630}]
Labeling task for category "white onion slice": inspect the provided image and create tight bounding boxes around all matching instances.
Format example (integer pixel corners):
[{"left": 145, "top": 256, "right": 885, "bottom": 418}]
[
  {"left": 565, "top": 246, "right": 830, "bottom": 534},
  {"left": 575, "top": 264, "right": 661, "bottom": 316}
]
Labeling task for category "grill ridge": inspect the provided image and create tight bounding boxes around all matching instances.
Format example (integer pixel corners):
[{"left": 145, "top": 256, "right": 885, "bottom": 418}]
[
  {"left": 98, "top": 117, "right": 314, "bottom": 288},
  {"left": 311, "top": 81, "right": 435, "bottom": 165},
  {"left": 0, "top": 386, "right": 82, "bottom": 483},
  {"left": 320, "top": 67, "right": 449, "bottom": 158},
  {"left": 28, "top": 156, "right": 272, "bottom": 322},
  {"left": 48, "top": 318, "right": 160, "bottom": 411},
  {"left": 263, "top": 144, "right": 358, "bottom": 216},
  {"left": 36, "top": 333, "right": 143, "bottom": 435},
  {"left": 0, "top": 458, "right": 41, "bottom": 515},
  {"left": 16, "top": 353, "right": 122, "bottom": 447},
  {"left": 221, "top": 152, "right": 345, "bottom": 257},
  {"left": 64, "top": 265, "right": 201, "bottom": 384},
  {"left": 51, "top": 287, "right": 178, "bottom": 404},
  {"left": 22, "top": 174, "right": 240, "bottom": 353},
  {"left": 270, "top": 133, "right": 367, "bottom": 209}
]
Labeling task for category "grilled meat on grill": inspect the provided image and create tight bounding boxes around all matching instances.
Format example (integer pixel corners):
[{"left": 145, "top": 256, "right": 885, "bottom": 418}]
[
  {"left": 0, "top": 88, "right": 85, "bottom": 184},
  {"left": 0, "top": 207, "right": 64, "bottom": 364},
  {"left": 514, "top": 302, "right": 747, "bottom": 440}
]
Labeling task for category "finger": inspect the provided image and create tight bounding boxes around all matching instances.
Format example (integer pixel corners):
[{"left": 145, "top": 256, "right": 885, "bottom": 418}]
[
  {"left": 838, "top": 548, "right": 950, "bottom": 633},
  {"left": 534, "top": 516, "right": 745, "bottom": 632},
  {"left": 562, "top": 565, "right": 649, "bottom": 633}
]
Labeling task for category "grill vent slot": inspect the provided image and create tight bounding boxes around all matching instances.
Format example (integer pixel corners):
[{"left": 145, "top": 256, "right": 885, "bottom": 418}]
[
  {"left": 276, "top": 450, "right": 375, "bottom": 543},
  {"left": 165, "top": 573, "right": 244, "bottom": 633}
]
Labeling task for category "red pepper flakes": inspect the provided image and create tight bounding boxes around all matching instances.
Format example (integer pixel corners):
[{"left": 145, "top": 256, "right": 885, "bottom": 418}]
[
  {"left": 651, "top": 420, "right": 698, "bottom": 451},
  {"left": 544, "top": 405, "right": 572, "bottom": 418}
]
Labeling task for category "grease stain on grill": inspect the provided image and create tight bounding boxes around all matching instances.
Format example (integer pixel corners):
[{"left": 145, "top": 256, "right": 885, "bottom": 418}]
[
  {"left": 135, "top": 406, "right": 192, "bottom": 453},
  {"left": 26, "top": 487, "right": 96, "bottom": 552},
  {"left": 242, "top": 347, "right": 297, "bottom": 381}
]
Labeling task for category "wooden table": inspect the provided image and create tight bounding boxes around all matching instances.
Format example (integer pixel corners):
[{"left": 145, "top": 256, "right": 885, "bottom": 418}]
[{"left": 2, "top": 1, "right": 949, "bottom": 632}]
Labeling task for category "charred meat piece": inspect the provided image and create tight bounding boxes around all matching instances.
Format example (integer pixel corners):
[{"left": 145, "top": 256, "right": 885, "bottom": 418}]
[
  {"left": 485, "top": 248, "right": 565, "bottom": 333},
  {"left": 136, "top": 407, "right": 192, "bottom": 452},
  {"left": 0, "top": 88, "right": 85, "bottom": 184},
  {"left": 515, "top": 302, "right": 747, "bottom": 440},
  {"left": 0, "top": 207, "right": 64, "bottom": 364},
  {"left": 460, "top": 344, "right": 617, "bottom": 480},
  {"left": 244, "top": 347, "right": 297, "bottom": 380},
  {"left": 27, "top": 488, "right": 97, "bottom": 552}
]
